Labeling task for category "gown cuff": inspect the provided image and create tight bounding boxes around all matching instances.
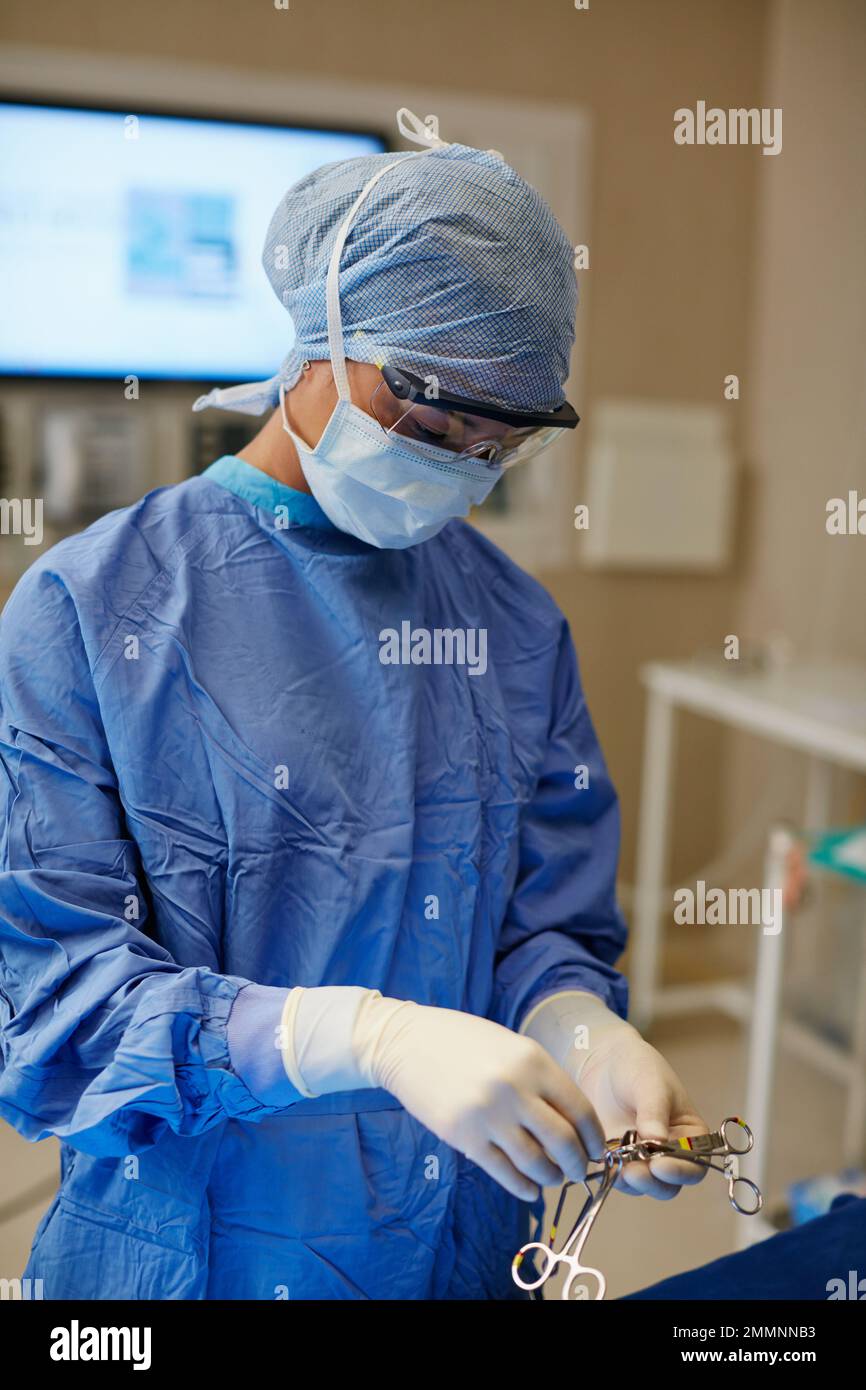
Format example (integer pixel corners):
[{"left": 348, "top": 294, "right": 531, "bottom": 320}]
[{"left": 226, "top": 983, "right": 299, "bottom": 1107}]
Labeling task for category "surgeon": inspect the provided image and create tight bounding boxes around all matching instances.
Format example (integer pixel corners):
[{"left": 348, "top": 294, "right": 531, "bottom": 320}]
[{"left": 0, "top": 110, "right": 706, "bottom": 1300}]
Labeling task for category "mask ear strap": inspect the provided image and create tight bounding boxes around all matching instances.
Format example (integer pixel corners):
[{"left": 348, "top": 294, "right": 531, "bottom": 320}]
[
  {"left": 325, "top": 110, "right": 449, "bottom": 402},
  {"left": 324, "top": 157, "right": 416, "bottom": 401}
]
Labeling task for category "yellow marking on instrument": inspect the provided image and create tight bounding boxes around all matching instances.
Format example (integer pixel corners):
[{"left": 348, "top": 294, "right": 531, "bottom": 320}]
[{"left": 513, "top": 1252, "right": 523, "bottom": 1269}]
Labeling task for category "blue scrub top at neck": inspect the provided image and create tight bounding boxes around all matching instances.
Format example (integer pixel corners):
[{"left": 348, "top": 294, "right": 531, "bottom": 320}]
[{"left": 202, "top": 455, "right": 335, "bottom": 531}]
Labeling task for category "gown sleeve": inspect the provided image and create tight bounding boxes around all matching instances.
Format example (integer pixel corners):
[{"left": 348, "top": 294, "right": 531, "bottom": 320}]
[
  {"left": 0, "top": 565, "right": 304, "bottom": 1159},
  {"left": 490, "top": 620, "right": 629, "bottom": 1032}
]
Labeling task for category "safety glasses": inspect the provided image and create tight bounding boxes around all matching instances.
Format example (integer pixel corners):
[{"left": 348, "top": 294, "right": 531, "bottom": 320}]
[{"left": 370, "top": 366, "right": 579, "bottom": 470}]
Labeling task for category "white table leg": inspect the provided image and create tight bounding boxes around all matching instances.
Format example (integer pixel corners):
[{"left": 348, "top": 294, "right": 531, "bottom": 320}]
[
  {"left": 801, "top": 756, "right": 866, "bottom": 1167},
  {"left": 742, "top": 826, "right": 790, "bottom": 1240},
  {"left": 631, "top": 688, "right": 676, "bottom": 1035},
  {"left": 842, "top": 900, "right": 866, "bottom": 1167}
]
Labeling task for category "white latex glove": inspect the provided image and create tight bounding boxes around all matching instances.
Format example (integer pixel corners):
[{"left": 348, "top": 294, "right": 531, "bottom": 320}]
[
  {"left": 521, "top": 991, "right": 709, "bottom": 1199},
  {"left": 282, "top": 986, "right": 605, "bottom": 1202}
]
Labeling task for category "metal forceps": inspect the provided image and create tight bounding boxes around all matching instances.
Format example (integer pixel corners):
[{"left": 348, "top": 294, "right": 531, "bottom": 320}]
[
  {"left": 609, "top": 1116, "right": 763, "bottom": 1216},
  {"left": 511, "top": 1152, "right": 623, "bottom": 1301}
]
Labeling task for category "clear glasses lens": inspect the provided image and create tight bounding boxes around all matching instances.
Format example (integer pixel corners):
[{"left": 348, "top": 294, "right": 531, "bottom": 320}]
[{"left": 370, "top": 380, "right": 558, "bottom": 470}]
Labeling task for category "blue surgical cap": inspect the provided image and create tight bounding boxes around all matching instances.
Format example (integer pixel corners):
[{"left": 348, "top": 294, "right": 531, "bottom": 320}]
[{"left": 195, "top": 140, "right": 577, "bottom": 416}]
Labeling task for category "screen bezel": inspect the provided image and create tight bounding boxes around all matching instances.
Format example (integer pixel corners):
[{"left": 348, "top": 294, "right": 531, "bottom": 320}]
[{"left": 0, "top": 93, "right": 390, "bottom": 385}]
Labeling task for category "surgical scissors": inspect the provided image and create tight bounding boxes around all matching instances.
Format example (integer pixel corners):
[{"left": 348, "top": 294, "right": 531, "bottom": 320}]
[
  {"left": 511, "top": 1152, "right": 623, "bottom": 1300},
  {"left": 606, "top": 1116, "right": 763, "bottom": 1216}
]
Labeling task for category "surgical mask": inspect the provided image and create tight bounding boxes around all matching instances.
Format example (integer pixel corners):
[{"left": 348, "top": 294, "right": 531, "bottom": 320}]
[{"left": 279, "top": 382, "right": 503, "bottom": 549}]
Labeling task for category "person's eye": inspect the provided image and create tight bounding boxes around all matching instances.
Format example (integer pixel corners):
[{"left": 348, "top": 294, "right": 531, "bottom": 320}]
[{"left": 412, "top": 419, "right": 448, "bottom": 443}]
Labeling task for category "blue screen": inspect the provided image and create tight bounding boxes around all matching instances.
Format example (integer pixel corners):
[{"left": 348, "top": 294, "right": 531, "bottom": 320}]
[{"left": 0, "top": 103, "right": 385, "bottom": 380}]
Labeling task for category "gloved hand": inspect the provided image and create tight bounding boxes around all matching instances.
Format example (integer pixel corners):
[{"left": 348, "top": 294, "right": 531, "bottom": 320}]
[
  {"left": 283, "top": 986, "right": 605, "bottom": 1201},
  {"left": 521, "top": 991, "right": 709, "bottom": 1199}
]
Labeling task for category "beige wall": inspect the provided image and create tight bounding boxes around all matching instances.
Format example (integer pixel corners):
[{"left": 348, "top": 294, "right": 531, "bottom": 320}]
[
  {"left": 742, "top": 0, "right": 865, "bottom": 664},
  {"left": 725, "top": 0, "right": 866, "bottom": 853}
]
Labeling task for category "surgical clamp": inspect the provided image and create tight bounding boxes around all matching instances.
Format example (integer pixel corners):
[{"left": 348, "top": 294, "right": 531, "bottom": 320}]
[
  {"left": 511, "top": 1117, "right": 762, "bottom": 1299},
  {"left": 606, "top": 1116, "right": 763, "bottom": 1216}
]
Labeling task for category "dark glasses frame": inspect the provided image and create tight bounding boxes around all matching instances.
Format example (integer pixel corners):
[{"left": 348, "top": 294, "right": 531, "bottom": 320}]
[{"left": 380, "top": 365, "right": 579, "bottom": 432}]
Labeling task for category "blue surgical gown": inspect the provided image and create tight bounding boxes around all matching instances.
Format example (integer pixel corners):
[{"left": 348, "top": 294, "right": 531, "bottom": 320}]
[{"left": 0, "top": 456, "right": 627, "bottom": 1300}]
